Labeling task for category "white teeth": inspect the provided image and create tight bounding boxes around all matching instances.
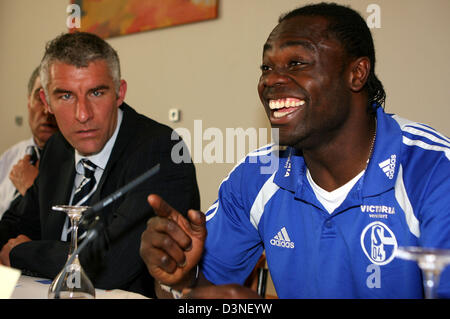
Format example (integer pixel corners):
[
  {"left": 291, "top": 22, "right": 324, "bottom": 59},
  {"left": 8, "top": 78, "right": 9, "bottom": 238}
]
[
  {"left": 269, "top": 100, "right": 275, "bottom": 109},
  {"left": 269, "top": 98, "right": 305, "bottom": 110},
  {"left": 273, "top": 109, "right": 296, "bottom": 118}
]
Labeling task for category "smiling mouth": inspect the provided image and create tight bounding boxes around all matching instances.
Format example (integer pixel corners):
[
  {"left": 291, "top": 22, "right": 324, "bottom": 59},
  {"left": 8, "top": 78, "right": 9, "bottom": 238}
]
[{"left": 269, "top": 97, "right": 305, "bottom": 118}]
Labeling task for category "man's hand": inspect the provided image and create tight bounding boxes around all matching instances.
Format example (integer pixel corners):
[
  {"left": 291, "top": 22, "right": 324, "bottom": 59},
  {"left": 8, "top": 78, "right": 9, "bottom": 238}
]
[
  {"left": 9, "top": 155, "right": 39, "bottom": 195},
  {"left": 140, "top": 194, "right": 207, "bottom": 288},
  {"left": 0, "top": 235, "right": 32, "bottom": 266}
]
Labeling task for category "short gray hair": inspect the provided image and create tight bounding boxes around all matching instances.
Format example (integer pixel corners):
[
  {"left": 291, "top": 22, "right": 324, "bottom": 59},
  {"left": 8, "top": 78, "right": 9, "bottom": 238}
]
[
  {"left": 27, "top": 66, "right": 41, "bottom": 97},
  {"left": 40, "top": 32, "right": 121, "bottom": 102}
]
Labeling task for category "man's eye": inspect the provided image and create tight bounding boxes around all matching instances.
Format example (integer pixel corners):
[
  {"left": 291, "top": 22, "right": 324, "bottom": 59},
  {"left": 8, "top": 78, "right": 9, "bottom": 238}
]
[
  {"left": 260, "top": 64, "right": 272, "bottom": 72},
  {"left": 92, "top": 90, "right": 103, "bottom": 97},
  {"left": 61, "top": 93, "right": 72, "bottom": 100},
  {"left": 288, "top": 60, "right": 304, "bottom": 68}
]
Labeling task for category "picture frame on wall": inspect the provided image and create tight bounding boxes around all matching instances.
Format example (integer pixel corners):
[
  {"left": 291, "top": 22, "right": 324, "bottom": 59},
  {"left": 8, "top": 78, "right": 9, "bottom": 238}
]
[{"left": 70, "top": 0, "right": 219, "bottom": 38}]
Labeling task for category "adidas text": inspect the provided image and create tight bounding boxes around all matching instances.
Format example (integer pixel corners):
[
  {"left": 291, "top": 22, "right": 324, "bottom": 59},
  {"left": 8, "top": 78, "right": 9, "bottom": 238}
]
[{"left": 270, "top": 238, "right": 295, "bottom": 248}]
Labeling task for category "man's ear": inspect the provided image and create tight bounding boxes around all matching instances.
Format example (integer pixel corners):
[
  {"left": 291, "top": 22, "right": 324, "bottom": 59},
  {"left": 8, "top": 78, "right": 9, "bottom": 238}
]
[
  {"left": 348, "top": 57, "right": 371, "bottom": 92},
  {"left": 116, "top": 79, "right": 127, "bottom": 107},
  {"left": 39, "top": 89, "right": 53, "bottom": 114},
  {"left": 27, "top": 95, "right": 32, "bottom": 111}
]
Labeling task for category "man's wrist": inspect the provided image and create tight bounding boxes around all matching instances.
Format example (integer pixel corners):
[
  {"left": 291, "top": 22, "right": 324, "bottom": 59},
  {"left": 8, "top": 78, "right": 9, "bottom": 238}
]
[{"left": 159, "top": 264, "right": 199, "bottom": 299}]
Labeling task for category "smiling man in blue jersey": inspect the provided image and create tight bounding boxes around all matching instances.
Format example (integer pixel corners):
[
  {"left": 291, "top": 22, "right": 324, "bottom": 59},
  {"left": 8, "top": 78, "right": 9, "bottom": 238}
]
[{"left": 140, "top": 3, "right": 450, "bottom": 299}]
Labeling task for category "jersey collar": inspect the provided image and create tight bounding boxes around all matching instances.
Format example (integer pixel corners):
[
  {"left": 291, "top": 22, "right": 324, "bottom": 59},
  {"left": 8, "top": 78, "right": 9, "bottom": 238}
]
[
  {"left": 361, "top": 106, "right": 403, "bottom": 197},
  {"left": 273, "top": 106, "right": 403, "bottom": 199}
]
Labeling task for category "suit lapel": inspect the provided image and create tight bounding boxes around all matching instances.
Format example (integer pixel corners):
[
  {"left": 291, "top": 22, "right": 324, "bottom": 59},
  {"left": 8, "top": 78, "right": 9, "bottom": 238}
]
[
  {"left": 43, "top": 142, "right": 76, "bottom": 240},
  {"left": 90, "top": 103, "right": 137, "bottom": 204}
]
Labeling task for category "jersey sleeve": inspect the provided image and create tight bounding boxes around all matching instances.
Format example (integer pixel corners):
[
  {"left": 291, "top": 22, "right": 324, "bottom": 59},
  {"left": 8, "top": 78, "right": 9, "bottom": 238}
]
[
  {"left": 416, "top": 155, "right": 450, "bottom": 298},
  {"left": 201, "top": 161, "right": 266, "bottom": 286}
]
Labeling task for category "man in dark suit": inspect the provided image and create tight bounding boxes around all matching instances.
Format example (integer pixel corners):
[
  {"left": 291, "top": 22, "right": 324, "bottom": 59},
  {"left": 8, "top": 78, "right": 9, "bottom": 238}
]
[{"left": 0, "top": 32, "right": 200, "bottom": 298}]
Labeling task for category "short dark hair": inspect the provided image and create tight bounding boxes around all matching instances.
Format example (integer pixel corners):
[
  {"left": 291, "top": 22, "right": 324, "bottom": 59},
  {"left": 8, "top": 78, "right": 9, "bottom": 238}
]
[
  {"left": 279, "top": 2, "right": 386, "bottom": 111},
  {"left": 40, "top": 32, "right": 121, "bottom": 101},
  {"left": 27, "top": 66, "right": 40, "bottom": 97}
]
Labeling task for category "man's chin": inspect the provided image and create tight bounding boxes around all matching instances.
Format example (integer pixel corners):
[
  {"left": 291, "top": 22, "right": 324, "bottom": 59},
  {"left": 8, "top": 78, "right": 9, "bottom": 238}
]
[
  {"left": 35, "top": 131, "right": 57, "bottom": 147},
  {"left": 72, "top": 143, "right": 103, "bottom": 157}
]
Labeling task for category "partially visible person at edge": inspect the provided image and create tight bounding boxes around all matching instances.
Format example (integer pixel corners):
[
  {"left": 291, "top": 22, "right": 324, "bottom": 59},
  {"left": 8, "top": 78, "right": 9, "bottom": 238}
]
[
  {"left": 140, "top": 3, "right": 450, "bottom": 299},
  {"left": 0, "top": 67, "right": 58, "bottom": 218},
  {"left": 0, "top": 32, "right": 200, "bottom": 298}
]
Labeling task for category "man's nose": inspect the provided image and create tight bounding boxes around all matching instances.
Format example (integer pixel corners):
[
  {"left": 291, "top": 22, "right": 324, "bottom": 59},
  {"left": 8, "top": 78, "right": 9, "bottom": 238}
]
[
  {"left": 261, "top": 68, "right": 291, "bottom": 87},
  {"left": 75, "top": 98, "right": 93, "bottom": 123}
]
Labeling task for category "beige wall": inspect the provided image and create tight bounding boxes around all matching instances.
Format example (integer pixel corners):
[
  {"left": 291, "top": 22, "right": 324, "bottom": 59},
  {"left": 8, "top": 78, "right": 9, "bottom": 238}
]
[{"left": 0, "top": 0, "right": 449, "bottom": 213}]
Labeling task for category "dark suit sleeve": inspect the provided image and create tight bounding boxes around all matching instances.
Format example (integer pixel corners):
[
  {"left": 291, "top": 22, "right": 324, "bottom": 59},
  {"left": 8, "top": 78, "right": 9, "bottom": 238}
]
[
  {"left": 7, "top": 134, "right": 72, "bottom": 278},
  {"left": 0, "top": 196, "right": 22, "bottom": 248},
  {"left": 10, "top": 240, "right": 69, "bottom": 277},
  {"left": 0, "top": 183, "right": 41, "bottom": 248}
]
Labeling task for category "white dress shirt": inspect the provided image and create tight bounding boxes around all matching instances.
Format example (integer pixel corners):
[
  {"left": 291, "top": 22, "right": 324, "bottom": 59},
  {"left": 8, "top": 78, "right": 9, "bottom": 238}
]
[{"left": 0, "top": 137, "right": 38, "bottom": 218}]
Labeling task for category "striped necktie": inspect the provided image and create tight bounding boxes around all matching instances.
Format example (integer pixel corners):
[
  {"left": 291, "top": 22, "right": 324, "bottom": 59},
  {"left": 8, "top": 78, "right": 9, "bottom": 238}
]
[
  {"left": 28, "top": 146, "right": 40, "bottom": 165},
  {"left": 63, "top": 159, "right": 97, "bottom": 242},
  {"left": 71, "top": 159, "right": 97, "bottom": 206}
]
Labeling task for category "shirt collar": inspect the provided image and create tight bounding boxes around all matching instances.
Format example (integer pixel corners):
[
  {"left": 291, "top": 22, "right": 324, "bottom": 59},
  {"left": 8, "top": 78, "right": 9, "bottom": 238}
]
[
  {"left": 29, "top": 137, "right": 39, "bottom": 149},
  {"left": 273, "top": 106, "right": 403, "bottom": 198},
  {"left": 361, "top": 106, "right": 403, "bottom": 197},
  {"left": 273, "top": 147, "right": 305, "bottom": 193},
  {"left": 75, "top": 108, "right": 123, "bottom": 173}
]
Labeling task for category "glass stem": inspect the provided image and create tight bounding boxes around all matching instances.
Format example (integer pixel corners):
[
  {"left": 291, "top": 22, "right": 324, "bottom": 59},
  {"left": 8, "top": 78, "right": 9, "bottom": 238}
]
[
  {"left": 423, "top": 270, "right": 440, "bottom": 299},
  {"left": 68, "top": 216, "right": 79, "bottom": 257}
]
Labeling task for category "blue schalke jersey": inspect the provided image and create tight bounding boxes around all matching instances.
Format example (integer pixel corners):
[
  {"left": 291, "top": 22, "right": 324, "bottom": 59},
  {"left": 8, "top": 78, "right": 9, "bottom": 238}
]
[{"left": 201, "top": 106, "right": 450, "bottom": 298}]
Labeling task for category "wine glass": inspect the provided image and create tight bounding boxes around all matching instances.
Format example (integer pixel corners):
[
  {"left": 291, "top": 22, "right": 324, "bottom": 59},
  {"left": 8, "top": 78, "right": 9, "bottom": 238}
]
[
  {"left": 48, "top": 205, "right": 96, "bottom": 299},
  {"left": 395, "top": 246, "right": 450, "bottom": 299}
]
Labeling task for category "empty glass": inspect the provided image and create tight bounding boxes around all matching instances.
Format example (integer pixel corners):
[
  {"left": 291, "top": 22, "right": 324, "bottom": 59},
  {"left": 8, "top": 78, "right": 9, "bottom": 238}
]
[{"left": 48, "top": 205, "right": 96, "bottom": 299}]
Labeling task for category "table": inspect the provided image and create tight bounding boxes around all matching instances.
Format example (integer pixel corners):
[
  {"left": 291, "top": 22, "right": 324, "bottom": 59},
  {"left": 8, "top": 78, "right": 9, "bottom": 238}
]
[{"left": 11, "top": 275, "right": 148, "bottom": 299}]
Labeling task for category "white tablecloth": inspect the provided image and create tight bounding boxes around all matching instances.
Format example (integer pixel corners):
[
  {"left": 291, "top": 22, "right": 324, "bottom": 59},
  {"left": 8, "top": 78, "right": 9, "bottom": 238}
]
[{"left": 11, "top": 275, "right": 148, "bottom": 299}]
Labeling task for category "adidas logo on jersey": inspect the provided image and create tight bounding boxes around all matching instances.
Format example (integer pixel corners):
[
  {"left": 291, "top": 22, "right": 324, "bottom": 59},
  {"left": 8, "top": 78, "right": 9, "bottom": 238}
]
[
  {"left": 378, "top": 155, "right": 396, "bottom": 179},
  {"left": 270, "top": 227, "right": 295, "bottom": 248}
]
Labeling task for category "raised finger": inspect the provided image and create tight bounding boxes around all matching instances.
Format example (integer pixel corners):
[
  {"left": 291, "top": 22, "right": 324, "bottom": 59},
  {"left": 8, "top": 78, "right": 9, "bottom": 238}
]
[{"left": 148, "top": 194, "right": 180, "bottom": 219}]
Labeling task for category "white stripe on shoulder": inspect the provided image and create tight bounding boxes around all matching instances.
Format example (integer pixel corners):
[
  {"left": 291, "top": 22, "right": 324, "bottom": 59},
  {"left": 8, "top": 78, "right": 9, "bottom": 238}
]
[
  {"left": 219, "top": 143, "right": 280, "bottom": 184},
  {"left": 205, "top": 144, "right": 281, "bottom": 223},
  {"left": 391, "top": 115, "right": 450, "bottom": 160},
  {"left": 249, "top": 172, "right": 279, "bottom": 230},
  {"left": 205, "top": 201, "right": 219, "bottom": 221},
  {"left": 394, "top": 164, "right": 420, "bottom": 238},
  {"left": 410, "top": 123, "right": 449, "bottom": 144},
  {"left": 403, "top": 136, "right": 450, "bottom": 160},
  {"left": 392, "top": 115, "right": 450, "bottom": 145},
  {"left": 402, "top": 126, "right": 450, "bottom": 148}
]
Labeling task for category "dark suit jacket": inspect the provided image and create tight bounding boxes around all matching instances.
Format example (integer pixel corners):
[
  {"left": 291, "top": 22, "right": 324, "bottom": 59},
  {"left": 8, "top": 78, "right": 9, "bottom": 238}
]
[{"left": 0, "top": 103, "right": 200, "bottom": 297}]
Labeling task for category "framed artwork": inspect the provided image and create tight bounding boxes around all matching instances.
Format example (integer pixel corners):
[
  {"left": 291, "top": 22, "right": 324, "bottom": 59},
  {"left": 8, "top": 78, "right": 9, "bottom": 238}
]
[{"left": 70, "top": 0, "right": 219, "bottom": 38}]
